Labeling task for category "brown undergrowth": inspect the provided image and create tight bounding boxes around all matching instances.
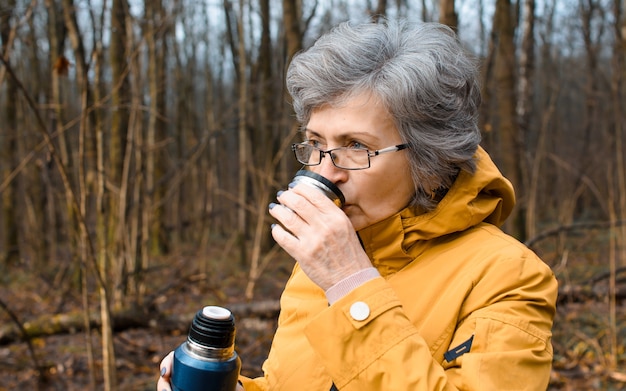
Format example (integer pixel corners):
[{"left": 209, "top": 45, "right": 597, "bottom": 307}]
[{"left": 0, "top": 236, "right": 625, "bottom": 390}]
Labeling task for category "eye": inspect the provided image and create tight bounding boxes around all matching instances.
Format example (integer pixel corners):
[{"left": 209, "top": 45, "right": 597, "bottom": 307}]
[
  {"left": 305, "top": 139, "right": 324, "bottom": 149},
  {"left": 346, "top": 141, "right": 368, "bottom": 150}
]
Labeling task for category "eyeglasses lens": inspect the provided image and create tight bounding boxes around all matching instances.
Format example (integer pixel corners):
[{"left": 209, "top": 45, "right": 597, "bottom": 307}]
[
  {"left": 293, "top": 144, "right": 371, "bottom": 169},
  {"left": 295, "top": 144, "right": 318, "bottom": 165},
  {"left": 333, "top": 149, "right": 368, "bottom": 169}
]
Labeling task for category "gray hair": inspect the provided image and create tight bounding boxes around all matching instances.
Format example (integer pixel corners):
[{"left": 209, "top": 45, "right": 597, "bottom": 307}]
[{"left": 286, "top": 19, "right": 482, "bottom": 211}]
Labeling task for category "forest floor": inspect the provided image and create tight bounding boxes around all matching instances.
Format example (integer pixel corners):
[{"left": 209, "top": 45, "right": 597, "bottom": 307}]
[{"left": 1, "top": 239, "right": 625, "bottom": 390}]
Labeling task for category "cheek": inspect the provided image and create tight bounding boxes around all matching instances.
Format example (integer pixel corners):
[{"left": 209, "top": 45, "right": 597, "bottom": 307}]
[{"left": 362, "top": 170, "right": 413, "bottom": 212}]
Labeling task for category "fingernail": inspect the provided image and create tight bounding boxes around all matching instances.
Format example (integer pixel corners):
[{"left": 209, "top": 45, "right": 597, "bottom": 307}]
[
  {"left": 160, "top": 367, "right": 166, "bottom": 377},
  {"left": 269, "top": 202, "right": 277, "bottom": 210},
  {"left": 288, "top": 182, "right": 296, "bottom": 189},
  {"left": 271, "top": 223, "right": 277, "bottom": 229},
  {"left": 277, "top": 190, "right": 284, "bottom": 197}
]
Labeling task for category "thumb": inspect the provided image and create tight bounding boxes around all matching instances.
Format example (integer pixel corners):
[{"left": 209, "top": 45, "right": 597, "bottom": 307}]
[{"left": 157, "top": 351, "right": 174, "bottom": 391}]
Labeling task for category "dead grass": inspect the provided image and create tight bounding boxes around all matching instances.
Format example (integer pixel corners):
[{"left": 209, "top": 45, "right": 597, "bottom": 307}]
[{"left": 1, "top": 234, "right": 625, "bottom": 390}]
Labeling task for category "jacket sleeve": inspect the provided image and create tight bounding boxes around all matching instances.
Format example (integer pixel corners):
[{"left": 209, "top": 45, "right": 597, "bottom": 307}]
[
  {"left": 305, "top": 277, "right": 453, "bottom": 390},
  {"left": 304, "top": 259, "right": 557, "bottom": 391},
  {"left": 239, "top": 376, "right": 268, "bottom": 391}
]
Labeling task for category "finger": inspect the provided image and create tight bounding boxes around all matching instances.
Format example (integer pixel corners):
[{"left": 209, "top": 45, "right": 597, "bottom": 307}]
[
  {"left": 157, "top": 375, "right": 173, "bottom": 391},
  {"left": 269, "top": 202, "right": 304, "bottom": 237},
  {"left": 160, "top": 351, "right": 174, "bottom": 378},
  {"left": 157, "top": 351, "right": 174, "bottom": 390},
  {"left": 278, "top": 185, "right": 316, "bottom": 219},
  {"left": 287, "top": 181, "right": 338, "bottom": 211},
  {"left": 271, "top": 187, "right": 327, "bottom": 238},
  {"left": 279, "top": 184, "right": 343, "bottom": 228},
  {"left": 270, "top": 222, "right": 300, "bottom": 255}
]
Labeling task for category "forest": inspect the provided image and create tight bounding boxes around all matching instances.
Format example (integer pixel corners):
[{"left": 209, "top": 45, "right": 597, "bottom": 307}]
[{"left": 0, "top": 0, "right": 625, "bottom": 389}]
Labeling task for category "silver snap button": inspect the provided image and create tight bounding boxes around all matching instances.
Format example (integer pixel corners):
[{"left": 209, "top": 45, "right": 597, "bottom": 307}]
[{"left": 350, "top": 301, "right": 370, "bottom": 321}]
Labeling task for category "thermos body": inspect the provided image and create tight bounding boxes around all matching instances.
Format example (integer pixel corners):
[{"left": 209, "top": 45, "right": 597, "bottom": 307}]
[
  {"left": 171, "top": 345, "right": 241, "bottom": 391},
  {"left": 171, "top": 306, "right": 241, "bottom": 391}
]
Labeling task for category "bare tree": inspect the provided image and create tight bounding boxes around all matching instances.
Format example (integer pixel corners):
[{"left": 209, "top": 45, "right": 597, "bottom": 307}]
[
  {"left": 60, "top": 0, "right": 100, "bottom": 386},
  {"left": 246, "top": 0, "right": 281, "bottom": 299},
  {"left": 0, "top": 0, "right": 19, "bottom": 266},
  {"left": 141, "top": 0, "right": 169, "bottom": 305},
  {"left": 607, "top": 0, "right": 626, "bottom": 370},
  {"left": 491, "top": 0, "right": 524, "bottom": 239},
  {"left": 283, "top": 0, "right": 304, "bottom": 63},
  {"left": 89, "top": 3, "right": 112, "bottom": 390},
  {"left": 104, "top": 0, "right": 131, "bottom": 386},
  {"left": 526, "top": 0, "right": 558, "bottom": 241},
  {"left": 3, "top": 1, "right": 626, "bottom": 386},
  {"left": 236, "top": 0, "right": 249, "bottom": 261},
  {"left": 44, "top": 1, "right": 71, "bottom": 268},
  {"left": 518, "top": 0, "right": 536, "bottom": 238}
]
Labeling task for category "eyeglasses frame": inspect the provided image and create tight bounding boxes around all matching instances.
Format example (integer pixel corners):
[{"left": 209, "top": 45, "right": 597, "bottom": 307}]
[{"left": 291, "top": 142, "right": 409, "bottom": 170}]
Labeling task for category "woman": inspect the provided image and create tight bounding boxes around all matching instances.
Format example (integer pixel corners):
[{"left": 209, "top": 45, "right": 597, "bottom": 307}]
[{"left": 158, "top": 19, "right": 557, "bottom": 391}]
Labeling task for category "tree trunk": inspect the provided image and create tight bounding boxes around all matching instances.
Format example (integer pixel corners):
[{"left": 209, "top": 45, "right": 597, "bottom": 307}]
[
  {"left": 109, "top": 0, "right": 131, "bottom": 312},
  {"left": 245, "top": 44, "right": 270, "bottom": 294},
  {"left": 103, "top": 0, "right": 133, "bottom": 388},
  {"left": 47, "top": 0, "right": 71, "bottom": 172},
  {"left": 61, "top": 0, "right": 98, "bottom": 386},
  {"left": 371, "top": 0, "right": 387, "bottom": 21},
  {"left": 0, "top": 0, "right": 19, "bottom": 266},
  {"left": 608, "top": 0, "right": 626, "bottom": 369},
  {"left": 518, "top": 0, "right": 536, "bottom": 238},
  {"left": 146, "top": 0, "right": 168, "bottom": 258},
  {"left": 143, "top": 2, "right": 157, "bottom": 307},
  {"left": 283, "top": 0, "right": 303, "bottom": 64},
  {"left": 236, "top": 0, "right": 249, "bottom": 264},
  {"left": 439, "top": 0, "right": 458, "bottom": 31},
  {"left": 45, "top": 0, "right": 70, "bottom": 269},
  {"left": 492, "top": 0, "right": 524, "bottom": 239},
  {"left": 281, "top": 0, "right": 305, "bottom": 182}
]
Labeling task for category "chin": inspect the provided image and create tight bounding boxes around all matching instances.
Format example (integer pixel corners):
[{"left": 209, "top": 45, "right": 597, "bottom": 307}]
[{"left": 344, "top": 206, "right": 368, "bottom": 231}]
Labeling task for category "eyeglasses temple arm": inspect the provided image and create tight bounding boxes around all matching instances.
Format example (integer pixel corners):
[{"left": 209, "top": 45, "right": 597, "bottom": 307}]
[{"left": 369, "top": 143, "right": 409, "bottom": 156}]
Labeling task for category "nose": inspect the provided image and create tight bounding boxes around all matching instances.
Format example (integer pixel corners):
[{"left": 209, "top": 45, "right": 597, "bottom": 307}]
[{"left": 314, "top": 151, "right": 348, "bottom": 184}]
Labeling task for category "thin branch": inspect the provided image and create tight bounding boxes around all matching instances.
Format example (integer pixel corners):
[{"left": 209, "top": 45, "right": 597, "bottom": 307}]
[
  {"left": 0, "top": 297, "right": 44, "bottom": 381},
  {"left": 525, "top": 220, "right": 626, "bottom": 247},
  {"left": 0, "top": 56, "right": 106, "bottom": 291}
]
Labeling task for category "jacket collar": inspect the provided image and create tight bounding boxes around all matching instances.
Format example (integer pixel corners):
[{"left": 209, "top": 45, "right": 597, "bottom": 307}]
[{"left": 356, "top": 146, "right": 515, "bottom": 277}]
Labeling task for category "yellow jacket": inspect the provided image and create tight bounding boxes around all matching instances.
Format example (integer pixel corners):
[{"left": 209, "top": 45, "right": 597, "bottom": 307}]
[{"left": 241, "top": 147, "right": 558, "bottom": 390}]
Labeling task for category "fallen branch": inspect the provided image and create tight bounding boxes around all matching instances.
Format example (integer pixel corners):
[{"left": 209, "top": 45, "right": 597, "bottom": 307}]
[
  {"left": 557, "top": 283, "right": 626, "bottom": 305},
  {"left": 525, "top": 220, "right": 626, "bottom": 248},
  {"left": 0, "top": 300, "right": 280, "bottom": 346}
]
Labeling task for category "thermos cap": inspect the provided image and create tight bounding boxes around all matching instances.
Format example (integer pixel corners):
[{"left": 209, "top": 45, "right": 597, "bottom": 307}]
[
  {"left": 188, "top": 305, "right": 235, "bottom": 349},
  {"left": 202, "top": 306, "right": 231, "bottom": 320},
  {"left": 292, "top": 170, "right": 345, "bottom": 207}
]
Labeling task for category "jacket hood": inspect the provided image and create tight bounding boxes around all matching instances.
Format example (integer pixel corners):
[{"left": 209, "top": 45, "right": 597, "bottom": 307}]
[{"left": 357, "top": 146, "right": 515, "bottom": 276}]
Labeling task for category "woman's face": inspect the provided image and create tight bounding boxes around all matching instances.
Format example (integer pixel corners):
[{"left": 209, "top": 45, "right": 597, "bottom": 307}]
[{"left": 304, "top": 92, "right": 415, "bottom": 231}]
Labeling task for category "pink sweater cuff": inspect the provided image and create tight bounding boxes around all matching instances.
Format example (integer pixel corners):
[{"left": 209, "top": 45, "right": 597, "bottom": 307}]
[{"left": 325, "top": 267, "right": 381, "bottom": 305}]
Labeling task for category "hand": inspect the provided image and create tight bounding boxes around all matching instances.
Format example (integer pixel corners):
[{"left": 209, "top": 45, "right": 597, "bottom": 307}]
[
  {"left": 269, "top": 183, "right": 372, "bottom": 291},
  {"left": 157, "top": 351, "right": 244, "bottom": 391}
]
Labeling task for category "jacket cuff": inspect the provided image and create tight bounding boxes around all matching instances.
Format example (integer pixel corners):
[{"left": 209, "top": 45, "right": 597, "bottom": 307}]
[{"left": 325, "top": 267, "right": 381, "bottom": 305}]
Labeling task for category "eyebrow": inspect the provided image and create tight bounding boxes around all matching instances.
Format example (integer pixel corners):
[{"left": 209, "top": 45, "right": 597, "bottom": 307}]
[{"left": 303, "top": 128, "right": 379, "bottom": 142}]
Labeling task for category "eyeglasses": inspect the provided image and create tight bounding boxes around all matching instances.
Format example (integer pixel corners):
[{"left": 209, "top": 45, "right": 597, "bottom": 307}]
[{"left": 291, "top": 142, "right": 409, "bottom": 170}]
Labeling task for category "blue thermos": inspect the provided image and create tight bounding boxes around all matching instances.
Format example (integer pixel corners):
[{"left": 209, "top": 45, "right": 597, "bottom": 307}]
[{"left": 171, "top": 306, "right": 242, "bottom": 391}]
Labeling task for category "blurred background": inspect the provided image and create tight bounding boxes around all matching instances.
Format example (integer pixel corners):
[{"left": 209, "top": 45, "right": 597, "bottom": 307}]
[{"left": 0, "top": 0, "right": 624, "bottom": 389}]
